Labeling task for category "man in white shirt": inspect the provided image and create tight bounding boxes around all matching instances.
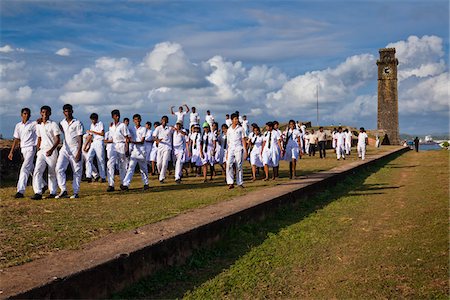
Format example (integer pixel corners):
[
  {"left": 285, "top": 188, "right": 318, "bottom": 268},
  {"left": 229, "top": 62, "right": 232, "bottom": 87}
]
[
  {"left": 55, "top": 104, "right": 84, "bottom": 199},
  {"left": 345, "top": 129, "right": 353, "bottom": 155},
  {"left": 205, "top": 110, "right": 215, "bottom": 129},
  {"left": 226, "top": 113, "right": 247, "bottom": 189},
  {"left": 122, "top": 114, "right": 149, "bottom": 190},
  {"left": 189, "top": 106, "right": 200, "bottom": 129},
  {"left": 85, "top": 113, "right": 106, "bottom": 182},
  {"left": 334, "top": 127, "right": 346, "bottom": 160},
  {"left": 225, "top": 114, "right": 232, "bottom": 128},
  {"left": 317, "top": 126, "right": 327, "bottom": 159},
  {"left": 153, "top": 115, "right": 174, "bottom": 183},
  {"left": 8, "top": 107, "right": 37, "bottom": 198},
  {"left": 172, "top": 121, "right": 188, "bottom": 184},
  {"left": 357, "top": 127, "right": 369, "bottom": 160},
  {"left": 32, "top": 106, "right": 61, "bottom": 200},
  {"left": 106, "top": 109, "right": 130, "bottom": 192},
  {"left": 242, "top": 115, "right": 249, "bottom": 136},
  {"left": 171, "top": 104, "right": 190, "bottom": 129}
]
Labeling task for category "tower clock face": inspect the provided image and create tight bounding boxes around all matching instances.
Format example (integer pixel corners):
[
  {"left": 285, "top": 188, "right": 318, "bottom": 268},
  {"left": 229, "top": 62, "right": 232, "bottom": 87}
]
[{"left": 383, "top": 67, "right": 391, "bottom": 75}]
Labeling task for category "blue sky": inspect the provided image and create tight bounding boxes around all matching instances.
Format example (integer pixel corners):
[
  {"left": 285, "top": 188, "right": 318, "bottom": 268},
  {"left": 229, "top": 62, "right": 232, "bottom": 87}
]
[{"left": 1, "top": 0, "right": 448, "bottom": 137}]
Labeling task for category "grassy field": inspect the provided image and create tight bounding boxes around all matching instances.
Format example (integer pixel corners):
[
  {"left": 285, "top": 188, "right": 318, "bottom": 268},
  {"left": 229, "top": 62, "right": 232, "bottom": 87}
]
[
  {"left": 116, "top": 150, "right": 449, "bottom": 299},
  {"left": 0, "top": 146, "right": 389, "bottom": 269}
]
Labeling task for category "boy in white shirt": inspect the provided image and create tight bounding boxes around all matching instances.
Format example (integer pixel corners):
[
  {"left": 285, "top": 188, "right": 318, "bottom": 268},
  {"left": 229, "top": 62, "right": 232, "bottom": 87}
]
[
  {"left": 122, "top": 114, "right": 149, "bottom": 190},
  {"left": 345, "top": 129, "right": 353, "bottom": 155},
  {"left": 172, "top": 121, "right": 188, "bottom": 184},
  {"left": 189, "top": 107, "right": 200, "bottom": 129},
  {"left": 242, "top": 115, "right": 249, "bottom": 136},
  {"left": 357, "top": 127, "right": 369, "bottom": 160},
  {"left": 85, "top": 113, "right": 106, "bottom": 182},
  {"left": 261, "top": 122, "right": 283, "bottom": 181},
  {"left": 106, "top": 109, "right": 130, "bottom": 192},
  {"left": 226, "top": 113, "right": 247, "bottom": 189},
  {"left": 32, "top": 106, "right": 61, "bottom": 200},
  {"left": 144, "top": 121, "right": 153, "bottom": 170},
  {"left": 171, "top": 104, "right": 190, "bottom": 129},
  {"left": 225, "top": 114, "right": 232, "bottom": 127},
  {"left": 205, "top": 110, "right": 215, "bottom": 129},
  {"left": 153, "top": 115, "right": 174, "bottom": 183},
  {"left": 55, "top": 104, "right": 84, "bottom": 199},
  {"left": 334, "top": 127, "right": 346, "bottom": 160},
  {"left": 8, "top": 108, "right": 37, "bottom": 198}
]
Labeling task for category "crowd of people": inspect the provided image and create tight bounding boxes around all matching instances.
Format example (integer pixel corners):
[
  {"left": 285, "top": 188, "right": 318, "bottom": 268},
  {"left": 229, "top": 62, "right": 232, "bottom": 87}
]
[{"left": 8, "top": 104, "right": 369, "bottom": 200}]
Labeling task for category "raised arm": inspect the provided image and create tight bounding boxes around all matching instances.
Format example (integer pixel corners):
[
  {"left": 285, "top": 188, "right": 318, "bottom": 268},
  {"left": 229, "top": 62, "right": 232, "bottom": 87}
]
[{"left": 184, "top": 104, "right": 190, "bottom": 113}]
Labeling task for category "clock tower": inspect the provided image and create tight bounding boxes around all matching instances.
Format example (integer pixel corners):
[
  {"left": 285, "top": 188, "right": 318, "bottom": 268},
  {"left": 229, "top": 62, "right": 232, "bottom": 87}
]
[{"left": 377, "top": 48, "right": 400, "bottom": 145}]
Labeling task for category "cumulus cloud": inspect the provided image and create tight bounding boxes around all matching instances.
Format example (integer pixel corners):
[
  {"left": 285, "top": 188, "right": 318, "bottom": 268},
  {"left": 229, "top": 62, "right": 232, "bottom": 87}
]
[
  {"left": 0, "top": 44, "right": 25, "bottom": 53},
  {"left": 55, "top": 47, "right": 71, "bottom": 56}
]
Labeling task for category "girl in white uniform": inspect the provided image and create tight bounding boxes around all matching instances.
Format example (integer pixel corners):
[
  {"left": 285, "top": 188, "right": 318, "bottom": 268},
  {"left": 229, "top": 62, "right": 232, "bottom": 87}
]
[
  {"left": 188, "top": 125, "right": 202, "bottom": 176},
  {"left": 261, "top": 122, "right": 283, "bottom": 181},
  {"left": 249, "top": 124, "right": 263, "bottom": 181},
  {"left": 149, "top": 122, "right": 160, "bottom": 175},
  {"left": 283, "top": 120, "right": 303, "bottom": 179},
  {"left": 201, "top": 122, "right": 216, "bottom": 182}
]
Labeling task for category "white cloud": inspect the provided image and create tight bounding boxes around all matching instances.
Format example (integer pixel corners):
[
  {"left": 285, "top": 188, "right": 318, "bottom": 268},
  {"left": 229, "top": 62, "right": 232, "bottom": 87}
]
[
  {"left": 55, "top": 47, "right": 71, "bottom": 56},
  {"left": 0, "top": 44, "right": 24, "bottom": 53}
]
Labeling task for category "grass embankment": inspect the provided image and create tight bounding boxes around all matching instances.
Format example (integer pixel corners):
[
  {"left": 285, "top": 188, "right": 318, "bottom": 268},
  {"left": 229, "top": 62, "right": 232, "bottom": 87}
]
[
  {"left": 116, "top": 150, "right": 449, "bottom": 299},
  {"left": 0, "top": 147, "right": 388, "bottom": 268}
]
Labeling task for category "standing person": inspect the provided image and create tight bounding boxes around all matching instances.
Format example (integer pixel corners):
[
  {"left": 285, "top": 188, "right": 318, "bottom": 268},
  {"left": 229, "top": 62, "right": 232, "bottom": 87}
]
[
  {"left": 308, "top": 129, "right": 317, "bottom": 156},
  {"left": 171, "top": 104, "right": 190, "bottom": 129},
  {"left": 414, "top": 137, "right": 420, "bottom": 152},
  {"left": 331, "top": 128, "right": 337, "bottom": 152},
  {"left": 242, "top": 115, "right": 249, "bottom": 136},
  {"left": 304, "top": 131, "right": 310, "bottom": 155},
  {"left": 345, "top": 129, "right": 352, "bottom": 155},
  {"left": 153, "top": 116, "right": 174, "bottom": 184},
  {"left": 283, "top": 120, "right": 302, "bottom": 179},
  {"left": 335, "top": 127, "right": 346, "bottom": 160},
  {"left": 82, "top": 133, "right": 99, "bottom": 181},
  {"left": 357, "top": 127, "right": 369, "bottom": 160},
  {"left": 149, "top": 122, "right": 160, "bottom": 175},
  {"left": 261, "top": 122, "right": 282, "bottom": 181},
  {"left": 8, "top": 108, "right": 37, "bottom": 198},
  {"left": 144, "top": 122, "right": 153, "bottom": 171},
  {"left": 317, "top": 126, "right": 327, "bottom": 159},
  {"left": 188, "top": 124, "right": 202, "bottom": 176},
  {"left": 225, "top": 114, "right": 232, "bottom": 127},
  {"left": 205, "top": 110, "right": 215, "bottom": 129},
  {"left": 201, "top": 122, "right": 216, "bottom": 182},
  {"left": 226, "top": 113, "right": 247, "bottom": 189},
  {"left": 55, "top": 104, "right": 84, "bottom": 199},
  {"left": 122, "top": 114, "right": 149, "bottom": 190},
  {"left": 172, "top": 121, "right": 188, "bottom": 184},
  {"left": 106, "top": 109, "right": 130, "bottom": 192},
  {"left": 32, "top": 106, "right": 61, "bottom": 200},
  {"left": 189, "top": 107, "right": 200, "bottom": 129},
  {"left": 249, "top": 124, "right": 263, "bottom": 181},
  {"left": 216, "top": 124, "right": 228, "bottom": 176},
  {"left": 85, "top": 113, "right": 106, "bottom": 182}
]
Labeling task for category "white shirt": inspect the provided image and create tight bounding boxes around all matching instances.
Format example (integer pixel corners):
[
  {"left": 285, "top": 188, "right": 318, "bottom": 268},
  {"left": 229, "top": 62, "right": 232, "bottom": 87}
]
[
  {"left": 335, "top": 132, "right": 346, "bottom": 146},
  {"left": 145, "top": 129, "right": 153, "bottom": 143},
  {"left": 205, "top": 114, "right": 214, "bottom": 126},
  {"left": 346, "top": 131, "right": 353, "bottom": 144},
  {"left": 300, "top": 125, "right": 306, "bottom": 134},
  {"left": 153, "top": 124, "right": 174, "bottom": 150},
  {"left": 13, "top": 120, "right": 37, "bottom": 148},
  {"left": 225, "top": 118, "right": 232, "bottom": 127},
  {"left": 36, "top": 120, "right": 62, "bottom": 151},
  {"left": 358, "top": 132, "right": 368, "bottom": 145},
  {"left": 173, "top": 129, "right": 187, "bottom": 148},
  {"left": 249, "top": 133, "right": 263, "bottom": 149},
  {"left": 175, "top": 111, "right": 187, "bottom": 125},
  {"left": 104, "top": 131, "right": 113, "bottom": 152},
  {"left": 242, "top": 120, "right": 249, "bottom": 134},
  {"left": 189, "top": 132, "right": 201, "bottom": 151},
  {"left": 130, "top": 125, "right": 147, "bottom": 152},
  {"left": 189, "top": 112, "right": 199, "bottom": 125},
  {"left": 90, "top": 121, "right": 104, "bottom": 142},
  {"left": 202, "top": 131, "right": 216, "bottom": 152},
  {"left": 61, "top": 118, "right": 84, "bottom": 151},
  {"left": 226, "top": 124, "right": 245, "bottom": 150},
  {"left": 285, "top": 128, "right": 301, "bottom": 148},
  {"left": 263, "top": 130, "right": 281, "bottom": 150},
  {"left": 110, "top": 122, "right": 130, "bottom": 144}
]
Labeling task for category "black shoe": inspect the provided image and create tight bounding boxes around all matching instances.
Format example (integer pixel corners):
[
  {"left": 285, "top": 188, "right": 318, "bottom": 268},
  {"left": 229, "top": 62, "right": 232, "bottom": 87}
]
[
  {"left": 55, "top": 191, "right": 68, "bottom": 199},
  {"left": 120, "top": 184, "right": 129, "bottom": 191},
  {"left": 159, "top": 180, "right": 165, "bottom": 184},
  {"left": 107, "top": 186, "right": 115, "bottom": 192},
  {"left": 86, "top": 177, "right": 92, "bottom": 183},
  {"left": 47, "top": 194, "right": 56, "bottom": 199},
  {"left": 31, "top": 193, "right": 42, "bottom": 200},
  {"left": 143, "top": 184, "right": 150, "bottom": 191},
  {"left": 94, "top": 176, "right": 100, "bottom": 182},
  {"left": 101, "top": 178, "right": 107, "bottom": 183},
  {"left": 14, "top": 192, "right": 24, "bottom": 198},
  {"left": 238, "top": 185, "right": 245, "bottom": 189},
  {"left": 175, "top": 179, "right": 181, "bottom": 184}
]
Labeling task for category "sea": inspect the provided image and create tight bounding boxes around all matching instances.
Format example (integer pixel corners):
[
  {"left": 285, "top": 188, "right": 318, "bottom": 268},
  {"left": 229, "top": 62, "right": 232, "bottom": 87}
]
[{"left": 418, "top": 143, "right": 443, "bottom": 151}]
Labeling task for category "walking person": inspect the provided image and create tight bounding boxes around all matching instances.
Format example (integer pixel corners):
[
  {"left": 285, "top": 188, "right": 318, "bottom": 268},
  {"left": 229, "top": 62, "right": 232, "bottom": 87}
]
[
  {"left": 317, "top": 126, "right": 327, "bottom": 159},
  {"left": 226, "top": 113, "right": 247, "bottom": 189},
  {"left": 144, "top": 122, "right": 153, "bottom": 172},
  {"left": 8, "top": 108, "right": 38, "bottom": 198},
  {"left": 308, "top": 129, "right": 317, "bottom": 157},
  {"left": 249, "top": 124, "right": 263, "bottom": 181},
  {"left": 32, "top": 106, "right": 61, "bottom": 200},
  {"left": 283, "top": 120, "right": 302, "bottom": 179},
  {"left": 188, "top": 124, "right": 202, "bottom": 176},
  {"left": 85, "top": 113, "right": 106, "bottom": 182},
  {"left": 201, "top": 122, "right": 216, "bottom": 182},
  {"left": 261, "top": 122, "right": 282, "bottom": 180},
  {"left": 335, "top": 127, "right": 346, "bottom": 160},
  {"left": 153, "top": 116, "right": 174, "bottom": 184},
  {"left": 345, "top": 129, "right": 352, "bottom": 155},
  {"left": 172, "top": 121, "right": 188, "bottom": 183},
  {"left": 149, "top": 122, "right": 160, "bottom": 175},
  {"left": 357, "top": 127, "right": 369, "bottom": 160},
  {"left": 414, "top": 137, "right": 420, "bottom": 152}
]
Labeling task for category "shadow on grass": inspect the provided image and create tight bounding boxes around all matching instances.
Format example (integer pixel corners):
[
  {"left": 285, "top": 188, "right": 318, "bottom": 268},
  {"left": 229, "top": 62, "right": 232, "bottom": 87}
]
[{"left": 113, "top": 152, "right": 405, "bottom": 299}]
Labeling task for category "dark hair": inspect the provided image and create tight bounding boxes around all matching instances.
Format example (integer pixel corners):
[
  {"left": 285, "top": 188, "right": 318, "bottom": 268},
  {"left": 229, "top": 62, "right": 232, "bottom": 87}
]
[
  {"left": 251, "top": 123, "right": 258, "bottom": 128},
  {"left": 111, "top": 109, "right": 120, "bottom": 117},
  {"left": 319, "top": 126, "right": 323, "bottom": 129},
  {"left": 146, "top": 121, "right": 152, "bottom": 127},
  {"left": 90, "top": 113, "right": 98, "bottom": 120},
  {"left": 273, "top": 121, "right": 279, "bottom": 125},
  {"left": 154, "top": 122, "right": 161, "bottom": 127},
  {"left": 338, "top": 127, "right": 342, "bottom": 130},
  {"left": 63, "top": 104, "right": 73, "bottom": 111},
  {"left": 133, "top": 114, "right": 141, "bottom": 120},
  {"left": 161, "top": 115, "right": 169, "bottom": 122},
  {"left": 41, "top": 105, "right": 52, "bottom": 114},
  {"left": 221, "top": 123, "right": 228, "bottom": 129},
  {"left": 213, "top": 121, "right": 219, "bottom": 127},
  {"left": 226, "top": 114, "right": 229, "bottom": 117},
  {"left": 360, "top": 127, "right": 365, "bottom": 131},
  {"left": 289, "top": 119, "right": 295, "bottom": 124},
  {"left": 266, "top": 121, "right": 274, "bottom": 127},
  {"left": 21, "top": 107, "right": 31, "bottom": 114},
  {"left": 206, "top": 110, "right": 210, "bottom": 113},
  {"left": 230, "top": 113, "right": 238, "bottom": 120}
]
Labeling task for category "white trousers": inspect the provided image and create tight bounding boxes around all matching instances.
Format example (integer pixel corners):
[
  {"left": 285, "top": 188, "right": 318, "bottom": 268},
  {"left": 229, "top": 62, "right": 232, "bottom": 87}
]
[
  {"left": 87, "top": 141, "right": 106, "bottom": 179},
  {"left": 107, "top": 149, "right": 127, "bottom": 187},
  {"left": 56, "top": 147, "right": 82, "bottom": 194},
  {"left": 226, "top": 148, "right": 243, "bottom": 185},
  {"left": 345, "top": 142, "right": 351, "bottom": 155},
  {"left": 33, "top": 149, "right": 58, "bottom": 194},
  {"left": 17, "top": 146, "right": 35, "bottom": 194},
  {"left": 173, "top": 147, "right": 185, "bottom": 180},
  {"left": 357, "top": 144, "right": 366, "bottom": 160},
  {"left": 157, "top": 147, "right": 171, "bottom": 181},
  {"left": 123, "top": 152, "right": 148, "bottom": 186},
  {"left": 336, "top": 144, "right": 346, "bottom": 159}
]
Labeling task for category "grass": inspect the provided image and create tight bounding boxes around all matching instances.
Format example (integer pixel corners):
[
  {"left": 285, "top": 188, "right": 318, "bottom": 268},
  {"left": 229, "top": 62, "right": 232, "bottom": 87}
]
[
  {"left": 115, "top": 150, "right": 449, "bottom": 299},
  {"left": 0, "top": 146, "right": 390, "bottom": 269}
]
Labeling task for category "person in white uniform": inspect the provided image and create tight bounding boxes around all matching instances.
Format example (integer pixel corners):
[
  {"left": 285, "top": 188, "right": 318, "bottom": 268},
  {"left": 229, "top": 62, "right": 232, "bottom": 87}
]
[
  {"left": 8, "top": 108, "right": 37, "bottom": 198},
  {"left": 82, "top": 133, "right": 99, "bottom": 181},
  {"left": 226, "top": 113, "right": 247, "bottom": 189},
  {"left": 172, "top": 121, "right": 188, "bottom": 184},
  {"left": 149, "top": 122, "right": 160, "bottom": 175},
  {"left": 225, "top": 114, "right": 232, "bottom": 128},
  {"left": 345, "top": 129, "right": 353, "bottom": 155},
  {"left": 242, "top": 115, "right": 249, "bottom": 136},
  {"left": 189, "top": 107, "right": 200, "bottom": 129},
  {"left": 55, "top": 104, "right": 84, "bottom": 199},
  {"left": 335, "top": 127, "right": 346, "bottom": 160},
  {"left": 85, "top": 113, "right": 106, "bottom": 182},
  {"left": 144, "top": 121, "right": 153, "bottom": 170},
  {"left": 188, "top": 124, "right": 202, "bottom": 175},
  {"left": 249, "top": 124, "right": 263, "bottom": 181},
  {"left": 261, "top": 122, "right": 282, "bottom": 181},
  {"left": 201, "top": 122, "right": 216, "bottom": 182},
  {"left": 106, "top": 109, "right": 130, "bottom": 192},
  {"left": 215, "top": 123, "right": 228, "bottom": 176},
  {"left": 122, "top": 114, "right": 149, "bottom": 190},
  {"left": 283, "top": 120, "right": 302, "bottom": 179},
  {"left": 205, "top": 110, "right": 215, "bottom": 129},
  {"left": 171, "top": 104, "right": 190, "bottom": 129},
  {"left": 153, "top": 116, "right": 174, "bottom": 183},
  {"left": 32, "top": 106, "right": 61, "bottom": 200},
  {"left": 331, "top": 128, "right": 338, "bottom": 152},
  {"left": 357, "top": 127, "right": 369, "bottom": 160}
]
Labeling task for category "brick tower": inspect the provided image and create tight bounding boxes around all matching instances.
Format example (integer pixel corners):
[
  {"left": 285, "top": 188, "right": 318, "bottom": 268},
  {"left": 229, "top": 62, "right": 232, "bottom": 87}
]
[{"left": 377, "top": 48, "right": 400, "bottom": 145}]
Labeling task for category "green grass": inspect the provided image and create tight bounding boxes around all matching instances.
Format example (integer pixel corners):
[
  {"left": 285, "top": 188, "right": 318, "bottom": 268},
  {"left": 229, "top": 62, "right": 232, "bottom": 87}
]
[
  {"left": 115, "top": 150, "right": 449, "bottom": 299},
  {"left": 0, "top": 146, "right": 390, "bottom": 268}
]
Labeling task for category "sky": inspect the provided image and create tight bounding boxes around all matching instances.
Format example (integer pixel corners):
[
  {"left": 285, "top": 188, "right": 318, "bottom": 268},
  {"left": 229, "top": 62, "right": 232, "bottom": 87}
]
[{"left": 1, "top": 0, "right": 448, "bottom": 137}]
